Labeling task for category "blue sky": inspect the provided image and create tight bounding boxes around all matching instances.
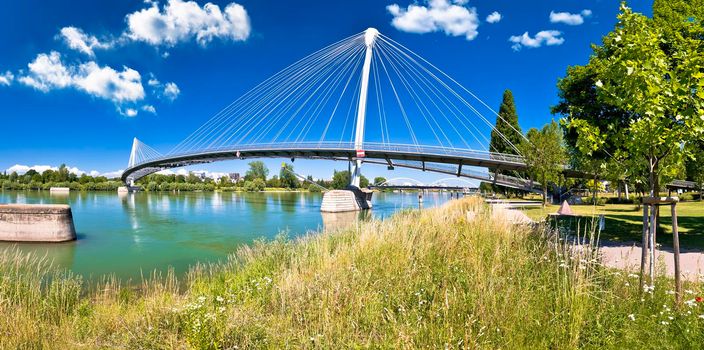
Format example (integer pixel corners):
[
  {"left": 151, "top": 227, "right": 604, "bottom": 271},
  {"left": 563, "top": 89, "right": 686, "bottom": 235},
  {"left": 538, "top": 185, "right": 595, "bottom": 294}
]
[{"left": 0, "top": 0, "right": 653, "bottom": 183}]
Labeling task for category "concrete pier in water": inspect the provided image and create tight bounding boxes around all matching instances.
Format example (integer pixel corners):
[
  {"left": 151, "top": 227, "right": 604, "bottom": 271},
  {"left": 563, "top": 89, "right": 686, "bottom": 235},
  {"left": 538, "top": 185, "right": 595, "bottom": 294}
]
[
  {"left": 320, "top": 187, "right": 373, "bottom": 212},
  {"left": 0, "top": 204, "right": 77, "bottom": 242}
]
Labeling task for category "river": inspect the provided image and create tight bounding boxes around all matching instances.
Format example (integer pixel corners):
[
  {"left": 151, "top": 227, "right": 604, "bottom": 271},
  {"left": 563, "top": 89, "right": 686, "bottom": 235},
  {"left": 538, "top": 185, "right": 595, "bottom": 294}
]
[{"left": 0, "top": 190, "right": 454, "bottom": 280}]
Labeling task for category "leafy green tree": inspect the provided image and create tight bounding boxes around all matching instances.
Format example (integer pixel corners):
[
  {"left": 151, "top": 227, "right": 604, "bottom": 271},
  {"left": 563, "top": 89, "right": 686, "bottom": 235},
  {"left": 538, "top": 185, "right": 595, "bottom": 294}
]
[
  {"left": 279, "top": 163, "right": 299, "bottom": 189},
  {"left": 652, "top": 0, "right": 704, "bottom": 34},
  {"left": 266, "top": 176, "right": 281, "bottom": 188},
  {"left": 79, "top": 174, "right": 93, "bottom": 184},
  {"left": 244, "top": 178, "right": 266, "bottom": 192},
  {"left": 521, "top": 121, "right": 567, "bottom": 204},
  {"left": 147, "top": 181, "right": 159, "bottom": 191},
  {"left": 360, "top": 175, "right": 369, "bottom": 188},
  {"left": 331, "top": 170, "right": 350, "bottom": 190},
  {"left": 186, "top": 173, "right": 201, "bottom": 184},
  {"left": 245, "top": 161, "right": 269, "bottom": 181},
  {"left": 57, "top": 164, "right": 69, "bottom": 182},
  {"left": 308, "top": 183, "right": 322, "bottom": 192},
  {"left": 373, "top": 177, "right": 387, "bottom": 185},
  {"left": 41, "top": 170, "right": 55, "bottom": 183},
  {"left": 565, "top": 4, "right": 704, "bottom": 197}
]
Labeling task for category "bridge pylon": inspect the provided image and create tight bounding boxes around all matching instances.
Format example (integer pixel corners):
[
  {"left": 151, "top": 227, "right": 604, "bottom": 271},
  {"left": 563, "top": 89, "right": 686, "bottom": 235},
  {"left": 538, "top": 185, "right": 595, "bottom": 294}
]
[
  {"left": 322, "top": 28, "right": 378, "bottom": 212},
  {"left": 350, "top": 27, "right": 378, "bottom": 188}
]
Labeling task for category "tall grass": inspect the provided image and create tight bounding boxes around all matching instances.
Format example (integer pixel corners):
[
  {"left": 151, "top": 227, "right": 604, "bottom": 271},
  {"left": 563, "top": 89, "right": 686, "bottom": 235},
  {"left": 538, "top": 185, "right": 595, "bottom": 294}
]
[{"left": 0, "top": 197, "right": 702, "bottom": 349}]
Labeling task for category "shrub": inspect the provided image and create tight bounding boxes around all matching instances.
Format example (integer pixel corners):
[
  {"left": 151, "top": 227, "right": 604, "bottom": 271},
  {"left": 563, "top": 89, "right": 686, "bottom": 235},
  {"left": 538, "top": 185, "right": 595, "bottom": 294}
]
[
  {"left": 243, "top": 178, "right": 265, "bottom": 192},
  {"left": 679, "top": 193, "right": 693, "bottom": 201}
]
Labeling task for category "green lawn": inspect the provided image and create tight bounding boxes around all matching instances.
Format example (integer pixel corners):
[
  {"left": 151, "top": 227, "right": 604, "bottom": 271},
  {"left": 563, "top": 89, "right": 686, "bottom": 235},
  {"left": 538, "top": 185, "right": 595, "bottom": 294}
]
[{"left": 521, "top": 200, "right": 704, "bottom": 249}]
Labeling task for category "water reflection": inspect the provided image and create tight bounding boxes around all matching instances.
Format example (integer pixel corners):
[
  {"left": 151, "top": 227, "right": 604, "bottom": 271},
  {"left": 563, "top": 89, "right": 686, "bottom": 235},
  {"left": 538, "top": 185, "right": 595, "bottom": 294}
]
[{"left": 321, "top": 210, "right": 372, "bottom": 232}]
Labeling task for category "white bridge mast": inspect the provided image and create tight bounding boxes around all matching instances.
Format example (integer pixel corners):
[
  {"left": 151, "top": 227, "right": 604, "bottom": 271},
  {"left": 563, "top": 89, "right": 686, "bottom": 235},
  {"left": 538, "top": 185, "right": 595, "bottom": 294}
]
[{"left": 350, "top": 27, "right": 379, "bottom": 188}]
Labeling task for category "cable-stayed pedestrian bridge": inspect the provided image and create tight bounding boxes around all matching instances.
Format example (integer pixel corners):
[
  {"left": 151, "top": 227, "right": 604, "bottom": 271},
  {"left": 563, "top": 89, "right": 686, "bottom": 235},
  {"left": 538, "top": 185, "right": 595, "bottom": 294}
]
[
  {"left": 123, "top": 141, "right": 540, "bottom": 191},
  {"left": 121, "top": 28, "right": 543, "bottom": 193}
]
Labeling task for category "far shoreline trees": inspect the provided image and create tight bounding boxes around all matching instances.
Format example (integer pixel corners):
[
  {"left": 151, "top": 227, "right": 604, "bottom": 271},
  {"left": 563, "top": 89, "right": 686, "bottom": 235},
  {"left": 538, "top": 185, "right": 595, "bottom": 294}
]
[
  {"left": 0, "top": 160, "right": 380, "bottom": 193},
  {"left": 0, "top": 164, "right": 121, "bottom": 191}
]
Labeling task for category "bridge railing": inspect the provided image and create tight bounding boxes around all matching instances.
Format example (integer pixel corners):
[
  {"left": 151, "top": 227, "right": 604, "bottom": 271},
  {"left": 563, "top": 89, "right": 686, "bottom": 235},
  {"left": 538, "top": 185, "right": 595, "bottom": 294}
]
[{"left": 129, "top": 142, "right": 525, "bottom": 167}]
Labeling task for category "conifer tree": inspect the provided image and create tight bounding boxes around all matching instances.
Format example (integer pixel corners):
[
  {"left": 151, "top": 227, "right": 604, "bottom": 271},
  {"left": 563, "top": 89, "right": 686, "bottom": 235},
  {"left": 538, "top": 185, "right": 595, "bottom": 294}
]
[
  {"left": 490, "top": 90, "right": 523, "bottom": 156},
  {"left": 489, "top": 90, "right": 524, "bottom": 192}
]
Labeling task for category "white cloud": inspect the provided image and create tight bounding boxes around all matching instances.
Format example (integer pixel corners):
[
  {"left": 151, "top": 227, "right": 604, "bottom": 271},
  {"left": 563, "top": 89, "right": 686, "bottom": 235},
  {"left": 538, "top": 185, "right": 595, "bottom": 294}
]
[
  {"left": 18, "top": 51, "right": 73, "bottom": 92},
  {"left": 74, "top": 62, "right": 145, "bottom": 103},
  {"left": 6, "top": 164, "right": 124, "bottom": 178},
  {"left": 123, "top": 108, "right": 139, "bottom": 117},
  {"left": 59, "top": 26, "right": 113, "bottom": 57},
  {"left": 142, "top": 104, "right": 157, "bottom": 114},
  {"left": 509, "top": 30, "right": 564, "bottom": 51},
  {"left": 549, "top": 10, "right": 591, "bottom": 26},
  {"left": 100, "top": 170, "right": 124, "bottom": 178},
  {"left": 486, "top": 11, "right": 502, "bottom": 24},
  {"left": 6, "top": 164, "right": 86, "bottom": 175},
  {"left": 147, "top": 75, "right": 180, "bottom": 101},
  {"left": 387, "top": 0, "right": 480, "bottom": 40},
  {"left": 18, "top": 51, "right": 149, "bottom": 112},
  {"left": 7, "top": 164, "right": 55, "bottom": 175},
  {"left": 126, "top": 0, "right": 251, "bottom": 47},
  {"left": 0, "top": 71, "right": 13, "bottom": 86},
  {"left": 163, "top": 82, "right": 180, "bottom": 100}
]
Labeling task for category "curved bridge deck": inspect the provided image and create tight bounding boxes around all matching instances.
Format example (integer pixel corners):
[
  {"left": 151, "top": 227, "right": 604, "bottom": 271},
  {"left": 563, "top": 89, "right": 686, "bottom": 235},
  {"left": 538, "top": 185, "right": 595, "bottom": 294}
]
[{"left": 122, "top": 142, "right": 543, "bottom": 192}]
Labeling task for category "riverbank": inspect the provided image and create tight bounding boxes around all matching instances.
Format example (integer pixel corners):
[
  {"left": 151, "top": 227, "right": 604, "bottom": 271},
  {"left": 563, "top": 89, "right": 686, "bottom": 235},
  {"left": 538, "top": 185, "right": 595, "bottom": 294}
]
[{"left": 0, "top": 197, "right": 702, "bottom": 348}]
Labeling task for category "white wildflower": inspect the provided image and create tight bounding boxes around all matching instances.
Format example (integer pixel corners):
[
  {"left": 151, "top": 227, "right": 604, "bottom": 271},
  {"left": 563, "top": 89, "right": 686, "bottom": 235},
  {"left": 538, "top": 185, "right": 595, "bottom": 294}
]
[{"left": 628, "top": 314, "right": 636, "bottom": 321}]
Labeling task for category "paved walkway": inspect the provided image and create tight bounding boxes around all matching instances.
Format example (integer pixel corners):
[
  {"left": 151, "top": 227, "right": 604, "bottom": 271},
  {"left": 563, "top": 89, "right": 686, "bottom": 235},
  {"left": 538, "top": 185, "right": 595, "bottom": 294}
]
[
  {"left": 598, "top": 243, "right": 704, "bottom": 282},
  {"left": 489, "top": 203, "right": 536, "bottom": 225}
]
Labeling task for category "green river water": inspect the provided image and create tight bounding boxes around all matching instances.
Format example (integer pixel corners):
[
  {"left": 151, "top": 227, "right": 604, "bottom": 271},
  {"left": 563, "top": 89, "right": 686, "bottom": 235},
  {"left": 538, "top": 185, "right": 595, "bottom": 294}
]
[{"left": 0, "top": 190, "right": 453, "bottom": 281}]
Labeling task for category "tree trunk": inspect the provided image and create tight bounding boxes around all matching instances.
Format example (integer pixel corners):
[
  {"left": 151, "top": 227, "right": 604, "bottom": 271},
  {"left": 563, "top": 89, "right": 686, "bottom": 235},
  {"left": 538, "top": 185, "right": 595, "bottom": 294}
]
[
  {"left": 593, "top": 172, "right": 598, "bottom": 204},
  {"left": 649, "top": 157, "right": 659, "bottom": 198},
  {"left": 625, "top": 182, "right": 630, "bottom": 200},
  {"left": 648, "top": 157, "right": 661, "bottom": 243},
  {"left": 543, "top": 184, "right": 548, "bottom": 205}
]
